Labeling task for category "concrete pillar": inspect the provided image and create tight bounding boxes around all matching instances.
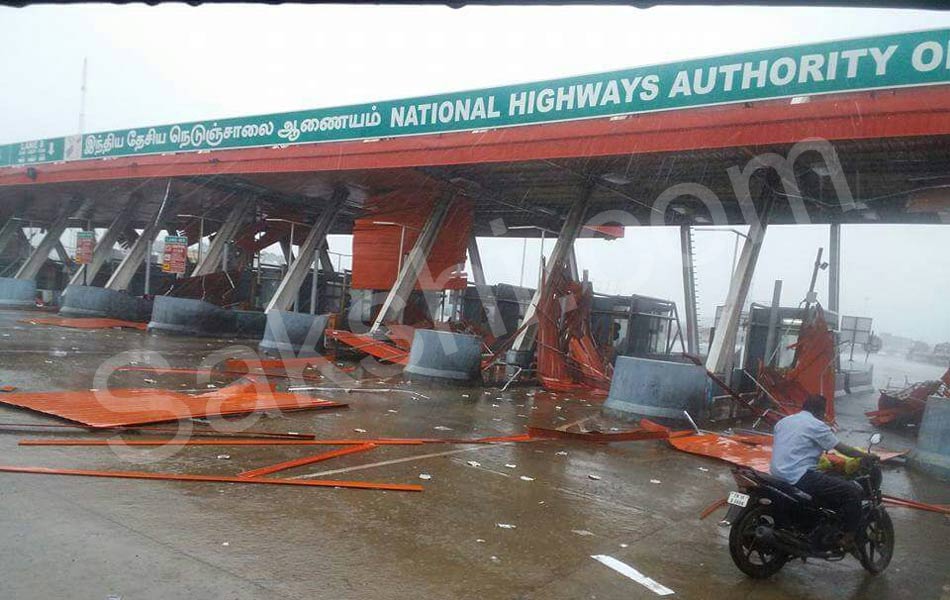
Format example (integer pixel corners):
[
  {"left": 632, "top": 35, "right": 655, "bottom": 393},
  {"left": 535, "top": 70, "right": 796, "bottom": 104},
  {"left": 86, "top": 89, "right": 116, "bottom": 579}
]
[
  {"left": 105, "top": 191, "right": 177, "bottom": 292},
  {"left": 911, "top": 396, "right": 950, "bottom": 480},
  {"left": 15, "top": 198, "right": 93, "bottom": 281},
  {"left": 369, "top": 191, "right": 457, "bottom": 333},
  {"left": 265, "top": 188, "right": 348, "bottom": 313},
  {"left": 705, "top": 192, "right": 774, "bottom": 374},
  {"left": 191, "top": 195, "right": 253, "bottom": 277},
  {"left": 828, "top": 223, "right": 841, "bottom": 315},
  {"left": 68, "top": 198, "right": 136, "bottom": 288},
  {"left": 467, "top": 236, "right": 506, "bottom": 337},
  {"left": 679, "top": 224, "right": 700, "bottom": 355},
  {"left": 510, "top": 181, "right": 594, "bottom": 353},
  {"left": 320, "top": 247, "right": 335, "bottom": 274},
  {"left": 0, "top": 218, "right": 21, "bottom": 255},
  {"left": 53, "top": 240, "right": 75, "bottom": 273}
]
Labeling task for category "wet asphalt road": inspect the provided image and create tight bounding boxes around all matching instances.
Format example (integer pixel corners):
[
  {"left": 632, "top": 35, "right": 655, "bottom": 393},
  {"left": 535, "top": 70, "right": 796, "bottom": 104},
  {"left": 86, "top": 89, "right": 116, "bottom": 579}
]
[{"left": 0, "top": 308, "right": 947, "bottom": 600}]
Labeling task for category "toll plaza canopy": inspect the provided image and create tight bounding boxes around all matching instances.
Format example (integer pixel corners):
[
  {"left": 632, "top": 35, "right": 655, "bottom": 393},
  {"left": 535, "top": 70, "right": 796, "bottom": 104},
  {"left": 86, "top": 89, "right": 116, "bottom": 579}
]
[{"left": 2, "top": 27, "right": 950, "bottom": 234}]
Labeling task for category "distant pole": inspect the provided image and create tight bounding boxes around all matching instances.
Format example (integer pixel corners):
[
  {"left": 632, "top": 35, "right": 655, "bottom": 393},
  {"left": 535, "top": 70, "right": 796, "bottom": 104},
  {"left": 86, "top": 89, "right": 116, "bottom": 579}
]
[{"left": 78, "top": 57, "right": 88, "bottom": 135}]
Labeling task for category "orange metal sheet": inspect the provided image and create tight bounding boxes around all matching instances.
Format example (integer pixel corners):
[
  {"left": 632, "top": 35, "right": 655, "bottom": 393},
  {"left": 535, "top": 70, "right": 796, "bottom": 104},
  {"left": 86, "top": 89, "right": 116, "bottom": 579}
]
[
  {"left": 22, "top": 316, "right": 146, "bottom": 330},
  {"left": 326, "top": 329, "right": 408, "bottom": 365},
  {"left": 0, "top": 465, "right": 423, "bottom": 492},
  {"left": 238, "top": 443, "right": 377, "bottom": 478},
  {"left": 18, "top": 434, "right": 534, "bottom": 446},
  {"left": 0, "top": 380, "right": 346, "bottom": 428}
]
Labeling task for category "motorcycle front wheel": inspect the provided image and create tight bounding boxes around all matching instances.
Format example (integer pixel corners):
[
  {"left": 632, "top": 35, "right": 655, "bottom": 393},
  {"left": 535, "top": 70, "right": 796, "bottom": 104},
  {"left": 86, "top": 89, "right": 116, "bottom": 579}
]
[
  {"left": 858, "top": 508, "right": 894, "bottom": 574},
  {"left": 728, "top": 505, "right": 788, "bottom": 579}
]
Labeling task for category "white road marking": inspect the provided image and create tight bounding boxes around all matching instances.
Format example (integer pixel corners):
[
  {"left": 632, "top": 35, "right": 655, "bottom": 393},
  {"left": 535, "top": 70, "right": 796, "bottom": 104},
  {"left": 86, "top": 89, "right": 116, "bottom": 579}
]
[
  {"left": 591, "top": 555, "right": 675, "bottom": 596},
  {"left": 289, "top": 443, "right": 510, "bottom": 479}
]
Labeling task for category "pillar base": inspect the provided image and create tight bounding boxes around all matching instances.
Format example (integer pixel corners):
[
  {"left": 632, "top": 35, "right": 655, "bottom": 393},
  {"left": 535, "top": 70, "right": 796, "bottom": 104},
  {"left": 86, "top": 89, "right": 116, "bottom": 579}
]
[
  {"left": 259, "top": 310, "right": 329, "bottom": 355},
  {"left": 404, "top": 329, "right": 482, "bottom": 383},
  {"left": 148, "top": 296, "right": 265, "bottom": 338},
  {"left": 604, "top": 356, "right": 708, "bottom": 421},
  {"left": 59, "top": 285, "right": 152, "bottom": 322},
  {"left": 0, "top": 277, "right": 36, "bottom": 309},
  {"left": 909, "top": 396, "right": 950, "bottom": 481}
]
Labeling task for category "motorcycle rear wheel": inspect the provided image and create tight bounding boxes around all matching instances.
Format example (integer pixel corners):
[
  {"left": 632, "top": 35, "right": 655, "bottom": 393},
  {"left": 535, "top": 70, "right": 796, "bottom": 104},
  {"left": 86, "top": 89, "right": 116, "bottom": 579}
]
[
  {"left": 729, "top": 505, "right": 788, "bottom": 579},
  {"left": 858, "top": 508, "right": 894, "bottom": 574}
]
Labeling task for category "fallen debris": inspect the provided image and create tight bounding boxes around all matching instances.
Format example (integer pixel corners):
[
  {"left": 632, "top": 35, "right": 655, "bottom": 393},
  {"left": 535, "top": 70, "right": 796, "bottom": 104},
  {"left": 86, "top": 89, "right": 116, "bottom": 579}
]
[
  {"left": 0, "top": 465, "right": 423, "bottom": 492},
  {"left": 0, "top": 379, "right": 346, "bottom": 428},
  {"left": 867, "top": 366, "right": 950, "bottom": 428},
  {"left": 326, "top": 329, "right": 409, "bottom": 365},
  {"left": 238, "top": 444, "right": 377, "bottom": 478},
  {"left": 22, "top": 317, "right": 147, "bottom": 331}
]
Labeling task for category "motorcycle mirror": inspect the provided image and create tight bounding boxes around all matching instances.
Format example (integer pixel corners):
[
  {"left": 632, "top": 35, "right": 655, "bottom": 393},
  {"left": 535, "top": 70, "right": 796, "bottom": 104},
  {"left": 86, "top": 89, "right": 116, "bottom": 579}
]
[{"left": 869, "top": 433, "right": 882, "bottom": 447}]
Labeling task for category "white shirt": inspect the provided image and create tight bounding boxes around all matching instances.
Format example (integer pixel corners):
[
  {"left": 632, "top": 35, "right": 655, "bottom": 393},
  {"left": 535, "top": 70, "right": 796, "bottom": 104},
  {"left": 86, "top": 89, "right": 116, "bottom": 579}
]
[{"left": 770, "top": 411, "right": 839, "bottom": 484}]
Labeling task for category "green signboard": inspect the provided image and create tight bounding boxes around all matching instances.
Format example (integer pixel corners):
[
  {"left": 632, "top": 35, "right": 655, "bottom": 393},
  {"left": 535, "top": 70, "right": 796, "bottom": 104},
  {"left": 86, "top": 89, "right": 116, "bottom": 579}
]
[{"left": 2, "top": 28, "right": 950, "bottom": 169}]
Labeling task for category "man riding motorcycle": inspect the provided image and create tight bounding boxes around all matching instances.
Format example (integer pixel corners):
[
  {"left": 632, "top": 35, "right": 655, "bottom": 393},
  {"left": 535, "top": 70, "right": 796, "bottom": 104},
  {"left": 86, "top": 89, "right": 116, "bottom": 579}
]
[{"left": 769, "top": 394, "right": 877, "bottom": 548}]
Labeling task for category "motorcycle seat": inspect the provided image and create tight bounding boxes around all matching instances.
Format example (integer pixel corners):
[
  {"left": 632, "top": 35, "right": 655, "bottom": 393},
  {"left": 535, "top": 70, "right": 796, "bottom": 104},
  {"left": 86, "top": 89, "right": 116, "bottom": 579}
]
[{"left": 754, "top": 471, "right": 814, "bottom": 503}]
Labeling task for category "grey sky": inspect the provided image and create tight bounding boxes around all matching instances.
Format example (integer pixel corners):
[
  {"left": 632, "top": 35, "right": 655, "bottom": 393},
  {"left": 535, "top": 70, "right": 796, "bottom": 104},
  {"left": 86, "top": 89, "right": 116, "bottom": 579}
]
[{"left": 2, "top": 4, "right": 949, "bottom": 344}]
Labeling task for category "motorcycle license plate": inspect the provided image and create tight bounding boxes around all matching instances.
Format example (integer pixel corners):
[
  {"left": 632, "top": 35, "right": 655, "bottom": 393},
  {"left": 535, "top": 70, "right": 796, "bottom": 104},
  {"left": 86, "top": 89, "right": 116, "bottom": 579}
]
[{"left": 727, "top": 491, "right": 750, "bottom": 508}]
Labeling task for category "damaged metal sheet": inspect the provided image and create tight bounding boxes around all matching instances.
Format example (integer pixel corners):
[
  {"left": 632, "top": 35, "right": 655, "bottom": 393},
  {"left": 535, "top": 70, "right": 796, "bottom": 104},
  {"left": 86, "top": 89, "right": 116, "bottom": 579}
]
[
  {"left": 0, "top": 379, "right": 346, "bottom": 428},
  {"left": 326, "top": 329, "right": 409, "bottom": 364},
  {"left": 22, "top": 316, "right": 147, "bottom": 330}
]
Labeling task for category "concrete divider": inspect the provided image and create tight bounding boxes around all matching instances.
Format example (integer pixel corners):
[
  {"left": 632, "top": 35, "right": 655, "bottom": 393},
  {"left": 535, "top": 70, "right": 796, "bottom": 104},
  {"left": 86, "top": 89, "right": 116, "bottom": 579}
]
[
  {"left": 910, "top": 395, "right": 950, "bottom": 480},
  {"left": 259, "top": 310, "right": 329, "bottom": 355},
  {"left": 604, "top": 356, "right": 708, "bottom": 421},
  {"left": 59, "top": 285, "right": 152, "bottom": 322},
  {"left": 405, "top": 329, "right": 482, "bottom": 383},
  {"left": 148, "top": 296, "right": 265, "bottom": 338},
  {"left": 0, "top": 277, "right": 36, "bottom": 309}
]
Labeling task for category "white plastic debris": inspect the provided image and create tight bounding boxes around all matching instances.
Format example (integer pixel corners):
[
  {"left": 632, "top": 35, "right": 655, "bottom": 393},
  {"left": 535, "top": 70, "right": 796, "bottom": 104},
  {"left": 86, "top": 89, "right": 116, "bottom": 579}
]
[
  {"left": 461, "top": 394, "right": 470, "bottom": 398},
  {"left": 698, "top": 467, "right": 709, "bottom": 472},
  {"left": 476, "top": 538, "right": 486, "bottom": 543},
  {"left": 433, "top": 425, "right": 453, "bottom": 431},
  {"left": 221, "top": 542, "right": 229, "bottom": 547},
  {"left": 571, "top": 529, "right": 594, "bottom": 536},
  {"left": 588, "top": 474, "right": 602, "bottom": 481},
  {"left": 466, "top": 460, "right": 481, "bottom": 468},
  {"left": 387, "top": 409, "right": 398, "bottom": 413},
  {"left": 206, "top": 383, "right": 217, "bottom": 388},
  {"left": 353, "top": 428, "right": 367, "bottom": 433},
  {"left": 620, "top": 543, "right": 629, "bottom": 548},
  {"left": 555, "top": 451, "right": 568, "bottom": 456},
  {"left": 496, "top": 523, "right": 516, "bottom": 529},
  {"left": 519, "top": 476, "right": 535, "bottom": 482},
  {"left": 143, "top": 378, "right": 157, "bottom": 384},
  {"left": 650, "top": 479, "right": 662, "bottom": 484},
  {"left": 504, "top": 464, "right": 517, "bottom": 469},
  {"left": 490, "top": 555, "right": 500, "bottom": 562},
  {"left": 418, "top": 473, "right": 432, "bottom": 481},
  {"left": 216, "top": 455, "right": 231, "bottom": 460}
]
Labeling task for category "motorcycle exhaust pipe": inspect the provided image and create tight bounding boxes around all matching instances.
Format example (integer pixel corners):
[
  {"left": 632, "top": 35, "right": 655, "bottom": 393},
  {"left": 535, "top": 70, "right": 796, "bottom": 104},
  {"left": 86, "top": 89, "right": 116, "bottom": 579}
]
[{"left": 754, "top": 526, "right": 805, "bottom": 556}]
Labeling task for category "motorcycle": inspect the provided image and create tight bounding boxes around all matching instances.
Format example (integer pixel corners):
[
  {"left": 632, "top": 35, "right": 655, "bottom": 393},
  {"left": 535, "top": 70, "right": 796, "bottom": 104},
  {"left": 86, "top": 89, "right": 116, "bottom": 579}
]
[{"left": 724, "top": 433, "right": 894, "bottom": 578}]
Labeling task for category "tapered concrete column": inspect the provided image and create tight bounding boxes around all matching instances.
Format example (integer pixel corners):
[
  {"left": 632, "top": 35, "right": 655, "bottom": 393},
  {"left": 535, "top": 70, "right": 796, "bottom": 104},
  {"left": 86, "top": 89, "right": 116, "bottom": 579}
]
[
  {"left": 53, "top": 241, "right": 74, "bottom": 273},
  {"left": 680, "top": 224, "right": 700, "bottom": 355},
  {"left": 510, "top": 181, "right": 594, "bottom": 353},
  {"left": 0, "top": 218, "right": 21, "bottom": 255},
  {"left": 828, "top": 223, "right": 841, "bottom": 315},
  {"left": 764, "top": 279, "right": 783, "bottom": 367},
  {"left": 320, "top": 247, "right": 335, "bottom": 273},
  {"left": 68, "top": 198, "right": 137, "bottom": 287},
  {"left": 467, "top": 236, "right": 506, "bottom": 337},
  {"left": 105, "top": 191, "right": 177, "bottom": 292},
  {"left": 705, "top": 194, "right": 774, "bottom": 374},
  {"left": 191, "top": 195, "right": 253, "bottom": 277},
  {"left": 370, "top": 191, "right": 456, "bottom": 333},
  {"left": 16, "top": 198, "right": 93, "bottom": 280},
  {"left": 265, "top": 188, "right": 348, "bottom": 313}
]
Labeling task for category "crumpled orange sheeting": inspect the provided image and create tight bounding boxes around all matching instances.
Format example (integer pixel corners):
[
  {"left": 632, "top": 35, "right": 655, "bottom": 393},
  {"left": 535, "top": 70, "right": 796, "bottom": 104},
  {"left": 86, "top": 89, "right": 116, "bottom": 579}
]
[
  {"left": 326, "top": 329, "right": 408, "bottom": 365},
  {"left": 0, "top": 379, "right": 344, "bottom": 428},
  {"left": 23, "top": 317, "right": 146, "bottom": 330},
  {"left": 669, "top": 433, "right": 907, "bottom": 473},
  {"left": 758, "top": 308, "right": 836, "bottom": 424}
]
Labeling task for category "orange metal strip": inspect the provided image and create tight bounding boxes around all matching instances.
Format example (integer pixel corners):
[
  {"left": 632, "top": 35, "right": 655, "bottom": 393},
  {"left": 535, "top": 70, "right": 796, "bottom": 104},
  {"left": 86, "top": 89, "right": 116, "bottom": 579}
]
[
  {"left": 22, "top": 317, "right": 147, "bottom": 330},
  {"left": 0, "top": 465, "right": 422, "bottom": 492},
  {"left": 238, "top": 443, "right": 377, "bottom": 478},
  {"left": 699, "top": 497, "right": 728, "bottom": 520},
  {"left": 19, "top": 438, "right": 424, "bottom": 447}
]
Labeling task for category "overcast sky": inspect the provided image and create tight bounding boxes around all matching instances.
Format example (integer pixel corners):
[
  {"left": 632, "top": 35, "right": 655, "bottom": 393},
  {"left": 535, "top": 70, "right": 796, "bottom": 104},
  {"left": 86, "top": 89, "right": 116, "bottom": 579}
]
[{"left": 2, "top": 4, "right": 949, "bottom": 344}]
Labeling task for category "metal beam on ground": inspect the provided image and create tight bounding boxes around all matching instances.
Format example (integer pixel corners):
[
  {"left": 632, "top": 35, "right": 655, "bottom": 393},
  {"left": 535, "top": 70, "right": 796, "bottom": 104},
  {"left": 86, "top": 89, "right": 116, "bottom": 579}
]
[
  {"left": 191, "top": 195, "right": 253, "bottom": 277},
  {"left": 265, "top": 187, "right": 348, "bottom": 313},
  {"left": 467, "top": 236, "right": 505, "bottom": 337},
  {"left": 705, "top": 189, "right": 774, "bottom": 374},
  {"left": 68, "top": 197, "right": 136, "bottom": 287},
  {"left": 680, "top": 224, "right": 700, "bottom": 355},
  {"left": 764, "top": 280, "right": 783, "bottom": 367},
  {"left": 105, "top": 183, "right": 176, "bottom": 292},
  {"left": 370, "top": 191, "right": 456, "bottom": 333},
  {"left": 15, "top": 198, "right": 93, "bottom": 280},
  {"left": 828, "top": 223, "right": 841, "bottom": 315},
  {"left": 510, "top": 181, "right": 594, "bottom": 353}
]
